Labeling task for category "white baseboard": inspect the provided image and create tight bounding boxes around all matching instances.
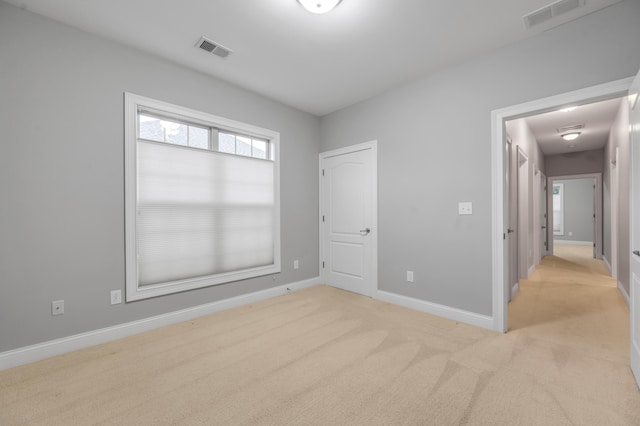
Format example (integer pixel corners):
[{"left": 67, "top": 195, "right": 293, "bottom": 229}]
[
  {"left": 527, "top": 264, "right": 536, "bottom": 278},
  {"left": 511, "top": 281, "right": 520, "bottom": 299},
  {"left": 618, "top": 281, "right": 630, "bottom": 307},
  {"left": 554, "top": 240, "right": 592, "bottom": 246},
  {"left": 375, "top": 290, "right": 494, "bottom": 331},
  {"left": 603, "top": 256, "right": 612, "bottom": 274},
  {"left": 0, "top": 277, "right": 320, "bottom": 372}
]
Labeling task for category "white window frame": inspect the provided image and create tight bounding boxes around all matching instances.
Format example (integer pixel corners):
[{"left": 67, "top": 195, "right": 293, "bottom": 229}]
[{"left": 124, "top": 93, "right": 281, "bottom": 301}]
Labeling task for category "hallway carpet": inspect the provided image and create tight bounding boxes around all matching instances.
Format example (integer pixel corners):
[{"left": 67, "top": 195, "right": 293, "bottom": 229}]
[{"left": 1, "top": 246, "right": 639, "bottom": 424}]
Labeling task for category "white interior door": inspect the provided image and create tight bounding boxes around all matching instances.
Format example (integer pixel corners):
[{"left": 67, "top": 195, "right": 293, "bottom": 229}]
[
  {"left": 506, "top": 139, "right": 518, "bottom": 300},
  {"left": 629, "top": 68, "right": 640, "bottom": 388},
  {"left": 533, "top": 168, "right": 540, "bottom": 265},
  {"left": 540, "top": 173, "right": 548, "bottom": 259},
  {"left": 612, "top": 147, "right": 619, "bottom": 279},
  {"left": 320, "top": 143, "right": 377, "bottom": 297},
  {"left": 593, "top": 179, "right": 597, "bottom": 258},
  {"left": 517, "top": 147, "right": 529, "bottom": 280}
]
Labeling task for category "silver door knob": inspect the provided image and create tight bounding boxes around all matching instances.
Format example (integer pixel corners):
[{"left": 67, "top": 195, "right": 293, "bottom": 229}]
[
  {"left": 507, "top": 229, "right": 515, "bottom": 233},
  {"left": 360, "top": 228, "right": 371, "bottom": 236}
]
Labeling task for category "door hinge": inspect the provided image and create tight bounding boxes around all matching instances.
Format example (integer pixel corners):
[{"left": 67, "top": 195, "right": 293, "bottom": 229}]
[
  {"left": 503, "top": 233, "right": 506, "bottom": 240},
  {"left": 322, "top": 215, "right": 325, "bottom": 222},
  {"left": 322, "top": 261, "right": 325, "bottom": 268},
  {"left": 594, "top": 243, "right": 596, "bottom": 247},
  {"left": 322, "top": 169, "right": 325, "bottom": 176}
]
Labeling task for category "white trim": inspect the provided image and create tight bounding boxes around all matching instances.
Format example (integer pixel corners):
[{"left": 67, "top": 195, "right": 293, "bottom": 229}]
[
  {"left": 554, "top": 240, "right": 593, "bottom": 245},
  {"left": 492, "top": 77, "right": 633, "bottom": 333},
  {"left": 319, "top": 141, "right": 378, "bottom": 298},
  {"left": 376, "top": 290, "right": 494, "bottom": 330},
  {"left": 619, "top": 281, "right": 630, "bottom": 307},
  {"left": 124, "top": 92, "right": 281, "bottom": 301},
  {"left": 527, "top": 264, "right": 536, "bottom": 278},
  {"left": 603, "top": 256, "right": 613, "bottom": 274},
  {"left": 0, "top": 277, "right": 320, "bottom": 372},
  {"left": 511, "top": 282, "right": 520, "bottom": 299}
]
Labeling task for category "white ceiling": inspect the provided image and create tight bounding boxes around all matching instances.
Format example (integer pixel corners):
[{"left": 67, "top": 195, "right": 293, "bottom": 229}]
[
  {"left": 6, "top": 0, "right": 623, "bottom": 116},
  {"left": 523, "top": 97, "right": 623, "bottom": 155}
]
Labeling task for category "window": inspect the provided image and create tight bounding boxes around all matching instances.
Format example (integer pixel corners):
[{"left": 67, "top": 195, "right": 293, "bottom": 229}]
[
  {"left": 553, "top": 183, "right": 564, "bottom": 236},
  {"left": 124, "top": 93, "right": 280, "bottom": 301}
]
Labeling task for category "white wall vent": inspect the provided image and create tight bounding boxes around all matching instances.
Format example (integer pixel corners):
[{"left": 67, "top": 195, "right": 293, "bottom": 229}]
[
  {"left": 557, "top": 123, "right": 585, "bottom": 133},
  {"left": 195, "top": 36, "right": 232, "bottom": 58},
  {"left": 523, "top": 0, "right": 585, "bottom": 29}
]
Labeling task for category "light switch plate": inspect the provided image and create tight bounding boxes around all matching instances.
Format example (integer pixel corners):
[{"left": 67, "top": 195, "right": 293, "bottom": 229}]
[{"left": 458, "top": 202, "right": 473, "bottom": 215}]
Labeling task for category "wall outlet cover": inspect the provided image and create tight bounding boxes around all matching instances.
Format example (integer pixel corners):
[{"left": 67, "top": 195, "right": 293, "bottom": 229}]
[
  {"left": 458, "top": 202, "right": 473, "bottom": 215},
  {"left": 51, "top": 300, "right": 64, "bottom": 316},
  {"left": 110, "top": 290, "right": 122, "bottom": 305}
]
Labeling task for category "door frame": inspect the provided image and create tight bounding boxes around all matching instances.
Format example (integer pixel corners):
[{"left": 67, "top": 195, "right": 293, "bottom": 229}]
[
  {"left": 319, "top": 141, "right": 378, "bottom": 296},
  {"left": 546, "top": 174, "right": 602, "bottom": 258},
  {"left": 491, "top": 77, "right": 633, "bottom": 332}
]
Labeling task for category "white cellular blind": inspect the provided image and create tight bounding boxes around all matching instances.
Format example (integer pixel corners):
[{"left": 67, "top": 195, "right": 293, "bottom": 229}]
[{"left": 137, "top": 140, "right": 275, "bottom": 286}]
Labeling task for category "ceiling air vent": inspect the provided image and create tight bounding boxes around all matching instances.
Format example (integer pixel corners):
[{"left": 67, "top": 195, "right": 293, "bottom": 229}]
[
  {"left": 557, "top": 123, "right": 585, "bottom": 133},
  {"left": 523, "top": 0, "right": 585, "bottom": 29},
  {"left": 196, "top": 36, "right": 232, "bottom": 59}
]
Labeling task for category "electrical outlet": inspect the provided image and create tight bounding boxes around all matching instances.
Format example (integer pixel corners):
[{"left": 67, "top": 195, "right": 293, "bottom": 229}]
[
  {"left": 293, "top": 260, "right": 299, "bottom": 270},
  {"left": 51, "top": 300, "right": 64, "bottom": 316},
  {"left": 110, "top": 290, "right": 122, "bottom": 305},
  {"left": 406, "top": 271, "right": 414, "bottom": 283},
  {"left": 458, "top": 202, "right": 473, "bottom": 215}
]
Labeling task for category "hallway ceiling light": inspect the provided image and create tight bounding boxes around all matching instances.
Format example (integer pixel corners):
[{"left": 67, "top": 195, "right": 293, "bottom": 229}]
[
  {"left": 560, "top": 106, "right": 577, "bottom": 112},
  {"left": 561, "top": 132, "right": 581, "bottom": 141},
  {"left": 297, "top": 0, "right": 342, "bottom": 14}
]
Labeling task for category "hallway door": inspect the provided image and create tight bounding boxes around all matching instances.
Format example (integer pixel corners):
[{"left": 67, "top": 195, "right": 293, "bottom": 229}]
[
  {"left": 629, "top": 68, "right": 640, "bottom": 388},
  {"left": 320, "top": 142, "right": 377, "bottom": 297},
  {"left": 506, "top": 139, "right": 518, "bottom": 299},
  {"left": 540, "top": 173, "right": 548, "bottom": 260},
  {"left": 517, "top": 147, "right": 529, "bottom": 280}
]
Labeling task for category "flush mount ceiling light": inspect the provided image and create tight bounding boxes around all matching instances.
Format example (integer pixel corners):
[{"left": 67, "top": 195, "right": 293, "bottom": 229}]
[
  {"left": 561, "top": 132, "right": 581, "bottom": 141},
  {"left": 560, "top": 106, "right": 577, "bottom": 112},
  {"left": 297, "top": 0, "right": 342, "bottom": 14}
]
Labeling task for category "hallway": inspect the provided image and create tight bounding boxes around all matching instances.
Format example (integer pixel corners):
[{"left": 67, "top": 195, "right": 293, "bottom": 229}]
[{"left": 506, "top": 243, "right": 637, "bottom": 423}]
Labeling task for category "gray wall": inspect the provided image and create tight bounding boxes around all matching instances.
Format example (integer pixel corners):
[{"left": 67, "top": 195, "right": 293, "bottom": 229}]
[
  {"left": 319, "top": 0, "right": 640, "bottom": 317},
  {"left": 0, "top": 3, "right": 320, "bottom": 352},
  {"left": 553, "top": 179, "right": 595, "bottom": 243},
  {"left": 545, "top": 149, "right": 604, "bottom": 177},
  {"left": 604, "top": 99, "right": 630, "bottom": 294}
]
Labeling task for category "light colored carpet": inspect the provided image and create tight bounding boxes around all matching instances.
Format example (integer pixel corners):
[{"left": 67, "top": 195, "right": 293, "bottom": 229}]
[{"left": 1, "top": 245, "right": 639, "bottom": 425}]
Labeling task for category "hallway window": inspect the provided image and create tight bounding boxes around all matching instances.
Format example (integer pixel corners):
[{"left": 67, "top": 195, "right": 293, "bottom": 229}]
[
  {"left": 124, "top": 93, "right": 281, "bottom": 301},
  {"left": 553, "top": 183, "right": 564, "bottom": 236}
]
